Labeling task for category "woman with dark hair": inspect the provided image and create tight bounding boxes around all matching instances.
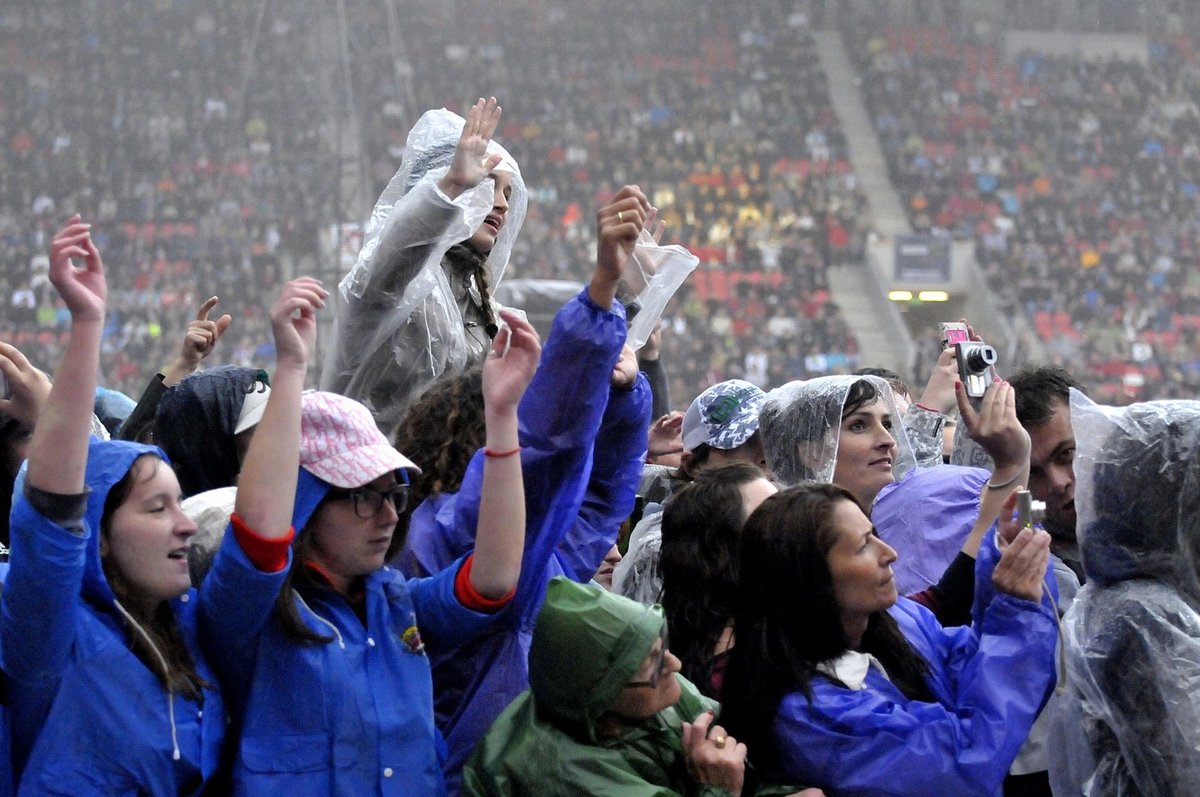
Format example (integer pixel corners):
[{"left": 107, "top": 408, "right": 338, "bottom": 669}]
[
  {"left": 659, "top": 463, "right": 776, "bottom": 697},
  {"left": 721, "top": 483, "right": 1058, "bottom": 795},
  {"left": 321, "top": 97, "right": 530, "bottom": 435},
  {"left": 1, "top": 218, "right": 226, "bottom": 793}
]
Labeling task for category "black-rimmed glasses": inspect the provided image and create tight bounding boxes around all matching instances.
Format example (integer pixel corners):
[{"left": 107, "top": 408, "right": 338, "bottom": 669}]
[
  {"left": 625, "top": 627, "right": 670, "bottom": 689},
  {"left": 326, "top": 471, "right": 411, "bottom": 519}
]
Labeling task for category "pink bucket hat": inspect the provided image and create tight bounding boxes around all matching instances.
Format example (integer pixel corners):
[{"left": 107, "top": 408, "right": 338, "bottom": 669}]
[{"left": 299, "top": 391, "right": 420, "bottom": 488}]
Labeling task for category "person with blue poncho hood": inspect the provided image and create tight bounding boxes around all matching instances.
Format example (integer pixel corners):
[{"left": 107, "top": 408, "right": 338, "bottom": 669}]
[
  {"left": 0, "top": 216, "right": 227, "bottom": 795},
  {"left": 198, "top": 269, "right": 540, "bottom": 795},
  {"left": 396, "top": 184, "right": 655, "bottom": 793},
  {"left": 720, "top": 483, "right": 1058, "bottom": 796}
]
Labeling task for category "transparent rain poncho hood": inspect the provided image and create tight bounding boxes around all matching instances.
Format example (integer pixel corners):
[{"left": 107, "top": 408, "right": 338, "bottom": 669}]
[
  {"left": 759, "top": 374, "right": 915, "bottom": 491},
  {"left": 1052, "top": 389, "right": 1200, "bottom": 795},
  {"left": 321, "top": 107, "right": 528, "bottom": 434}
]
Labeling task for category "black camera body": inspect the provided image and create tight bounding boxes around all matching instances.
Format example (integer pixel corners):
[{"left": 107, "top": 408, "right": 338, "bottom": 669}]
[{"left": 955, "top": 340, "right": 997, "bottom": 399}]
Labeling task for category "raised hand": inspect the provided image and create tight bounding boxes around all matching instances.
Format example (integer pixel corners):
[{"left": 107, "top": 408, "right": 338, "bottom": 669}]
[
  {"left": 647, "top": 411, "right": 685, "bottom": 462},
  {"left": 269, "top": 277, "right": 327, "bottom": 371},
  {"left": 593, "top": 185, "right": 652, "bottom": 308},
  {"left": 917, "top": 346, "right": 959, "bottom": 416},
  {"left": 164, "top": 296, "right": 235, "bottom": 385},
  {"left": 49, "top": 214, "right": 106, "bottom": 323},
  {"left": 439, "top": 97, "right": 503, "bottom": 198},
  {"left": 682, "top": 710, "right": 747, "bottom": 794},
  {"left": 481, "top": 309, "right": 541, "bottom": 414},
  {"left": 0, "top": 341, "right": 52, "bottom": 428},
  {"left": 992, "top": 487, "right": 1052, "bottom": 602},
  {"left": 955, "top": 378, "right": 1030, "bottom": 472}
]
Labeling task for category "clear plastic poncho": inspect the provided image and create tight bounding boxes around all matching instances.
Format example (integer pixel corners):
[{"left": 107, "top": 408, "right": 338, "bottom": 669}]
[
  {"left": 320, "top": 108, "right": 528, "bottom": 435},
  {"left": 759, "top": 374, "right": 916, "bottom": 491},
  {"left": 1052, "top": 390, "right": 1200, "bottom": 796}
]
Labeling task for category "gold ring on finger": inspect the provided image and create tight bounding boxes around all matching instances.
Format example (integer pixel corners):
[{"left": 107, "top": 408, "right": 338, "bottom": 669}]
[
  {"left": 617, "top": 210, "right": 626, "bottom": 222},
  {"left": 713, "top": 735, "right": 726, "bottom": 749}
]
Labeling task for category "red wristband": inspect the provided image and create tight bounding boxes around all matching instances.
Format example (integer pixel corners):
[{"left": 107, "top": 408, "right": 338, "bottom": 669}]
[{"left": 484, "top": 446, "right": 521, "bottom": 459}]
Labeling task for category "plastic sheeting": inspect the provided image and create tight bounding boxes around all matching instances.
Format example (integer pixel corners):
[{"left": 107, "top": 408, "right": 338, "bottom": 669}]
[
  {"left": 1052, "top": 389, "right": 1200, "bottom": 795},
  {"left": 624, "top": 231, "right": 699, "bottom": 351},
  {"left": 759, "top": 374, "right": 916, "bottom": 490},
  {"left": 320, "top": 108, "right": 528, "bottom": 435}
]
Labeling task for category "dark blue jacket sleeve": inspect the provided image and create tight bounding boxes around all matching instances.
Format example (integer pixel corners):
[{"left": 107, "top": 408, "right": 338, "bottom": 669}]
[{"left": 554, "top": 372, "right": 652, "bottom": 584}]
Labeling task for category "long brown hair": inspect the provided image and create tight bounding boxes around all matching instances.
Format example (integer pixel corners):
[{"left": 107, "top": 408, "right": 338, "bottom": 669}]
[{"left": 101, "top": 456, "right": 209, "bottom": 701}]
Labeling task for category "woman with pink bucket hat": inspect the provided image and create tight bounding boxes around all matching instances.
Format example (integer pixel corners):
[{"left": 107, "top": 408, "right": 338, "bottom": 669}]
[{"left": 197, "top": 275, "right": 541, "bottom": 795}]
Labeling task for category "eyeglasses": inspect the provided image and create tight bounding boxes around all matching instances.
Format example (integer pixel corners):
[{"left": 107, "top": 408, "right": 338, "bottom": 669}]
[
  {"left": 625, "top": 627, "right": 670, "bottom": 689},
  {"left": 326, "top": 471, "right": 410, "bottom": 519}
]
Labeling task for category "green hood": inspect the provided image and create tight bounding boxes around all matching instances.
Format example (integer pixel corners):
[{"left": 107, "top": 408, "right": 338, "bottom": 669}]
[{"left": 529, "top": 577, "right": 665, "bottom": 740}]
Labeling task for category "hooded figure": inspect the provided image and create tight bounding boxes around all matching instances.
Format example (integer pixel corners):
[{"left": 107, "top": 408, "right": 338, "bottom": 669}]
[
  {"left": 154, "top": 366, "right": 270, "bottom": 496},
  {"left": 461, "top": 577, "right": 728, "bottom": 797},
  {"left": 1, "top": 440, "right": 226, "bottom": 794},
  {"left": 1054, "top": 390, "right": 1200, "bottom": 795},
  {"left": 760, "top": 375, "right": 916, "bottom": 496},
  {"left": 321, "top": 107, "right": 529, "bottom": 436}
]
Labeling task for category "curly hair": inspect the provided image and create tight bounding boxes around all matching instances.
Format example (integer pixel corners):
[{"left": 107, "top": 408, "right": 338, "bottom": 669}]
[{"left": 392, "top": 365, "right": 486, "bottom": 549}]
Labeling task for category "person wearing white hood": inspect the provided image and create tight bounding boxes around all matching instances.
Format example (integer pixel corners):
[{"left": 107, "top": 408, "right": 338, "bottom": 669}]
[{"left": 321, "top": 97, "right": 528, "bottom": 436}]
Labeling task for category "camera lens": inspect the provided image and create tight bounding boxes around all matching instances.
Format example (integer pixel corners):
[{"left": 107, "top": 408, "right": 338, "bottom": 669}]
[{"left": 965, "top": 344, "right": 997, "bottom": 373}]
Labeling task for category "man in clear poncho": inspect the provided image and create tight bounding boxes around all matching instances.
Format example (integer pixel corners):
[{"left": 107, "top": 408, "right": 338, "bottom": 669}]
[
  {"left": 321, "top": 99, "right": 528, "bottom": 435},
  {"left": 1053, "top": 390, "right": 1200, "bottom": 796}
]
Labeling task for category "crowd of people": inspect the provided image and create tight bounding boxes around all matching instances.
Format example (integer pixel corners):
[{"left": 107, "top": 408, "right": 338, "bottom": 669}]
[
  {"left": 852, "top": 21, "right": 1200, "bottom": 401},
  {"left": 1, "top": 2, "right": 1199, "bottom": 796},
  {"left": 1, "top": 0, "right": 866, "bottom": 407}
]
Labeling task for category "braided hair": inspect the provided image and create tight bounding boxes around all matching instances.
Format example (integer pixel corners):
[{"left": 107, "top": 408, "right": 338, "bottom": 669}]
[{"left": 445, "top": 243, "right": 498, "bottom": 339}]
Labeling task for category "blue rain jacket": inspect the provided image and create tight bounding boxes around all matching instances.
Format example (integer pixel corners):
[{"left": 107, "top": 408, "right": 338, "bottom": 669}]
[
  {"left": 0, "top": 440, "right": 226, "bottom": 796},
  {"left": 199, "top": 463, "right": 500, "bottom": 797},
  {"left": 1, "top": 563, "right": 10, "bottom": 797},
  {"left": 767, "top": 529, "right": 1059, "bottom": 796},
  {"left": 399, "top": 288, "right": 650, "bottom": 792}
]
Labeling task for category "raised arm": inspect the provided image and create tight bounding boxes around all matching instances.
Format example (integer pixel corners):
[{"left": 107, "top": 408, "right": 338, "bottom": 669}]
[
  {"left": 25, "top": 216, "right": 106, "bottom": 493},
  {"left": 469, "top": 310, "right": 539, "bottom": 599},
  {"left": 234, "top": 277, "right": 326, "bottom": 539}
]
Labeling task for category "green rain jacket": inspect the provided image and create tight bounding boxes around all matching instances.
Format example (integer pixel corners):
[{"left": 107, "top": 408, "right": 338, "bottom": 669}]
[{"left": 461, "top": 577, "right": 731, "bottom": 797}]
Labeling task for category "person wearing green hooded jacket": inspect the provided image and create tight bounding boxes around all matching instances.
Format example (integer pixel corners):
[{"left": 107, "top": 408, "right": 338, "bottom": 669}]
[{"left": 461, "top": 576, "right": 748, "bottom": 796}]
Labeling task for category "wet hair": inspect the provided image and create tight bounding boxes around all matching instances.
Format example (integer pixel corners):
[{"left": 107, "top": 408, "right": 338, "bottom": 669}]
[
  {"left": 676, "top": 429, "right": 762, "bottom": 483},
  {"left": 721, "top": 484, "right": 933, "bottom": 769},
  {"left": 660, "top": 463, "right": 765, "bottom": 696},
  {"left": 854, "top": 367, "right": 909, "bottom": 399},
  {"left": 445, "top": 243, "right": 498, "bottom": 339},
  {"left": 1009, "top": 365, "right": 1083, "bottom": 428},
  {"left": 101, "top": 455, "right": 209, "bottom": 701},
  {"left": 761, "top": 378, "right": 880, "bottom": 485},
  {"left": 392, "top": 365, "right": 486, "bottom": 556}
]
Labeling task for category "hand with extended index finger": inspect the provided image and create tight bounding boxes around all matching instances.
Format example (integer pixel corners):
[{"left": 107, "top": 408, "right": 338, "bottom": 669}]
[
  {"left": 482, "top": 310, "right": 541, "bottom": 414},
  {"left": 179, "top": 296, "right": 234, "bottom": 368},
  {"left": 440, "top": 97, "right": 503, "bottom": 198}
]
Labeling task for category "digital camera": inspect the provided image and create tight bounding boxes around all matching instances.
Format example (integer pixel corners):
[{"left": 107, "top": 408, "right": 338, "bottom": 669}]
[{"left": 955, "top": 340, "right": 997, "bottom": 399}]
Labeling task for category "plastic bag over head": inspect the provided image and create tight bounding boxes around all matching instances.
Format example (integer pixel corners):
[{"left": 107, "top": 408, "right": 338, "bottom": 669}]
[
  {"left": 1071, "top": 389, "right": 1200, "bottom": 598},
  {"left": 760, "top": 374, "right": 915, "bottom": 489}
]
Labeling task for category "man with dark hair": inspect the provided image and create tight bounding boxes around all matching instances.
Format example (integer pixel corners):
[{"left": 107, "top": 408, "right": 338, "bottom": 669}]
[{"left": 1008, "top": 365, "right": 1085, "bottom": 580}]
